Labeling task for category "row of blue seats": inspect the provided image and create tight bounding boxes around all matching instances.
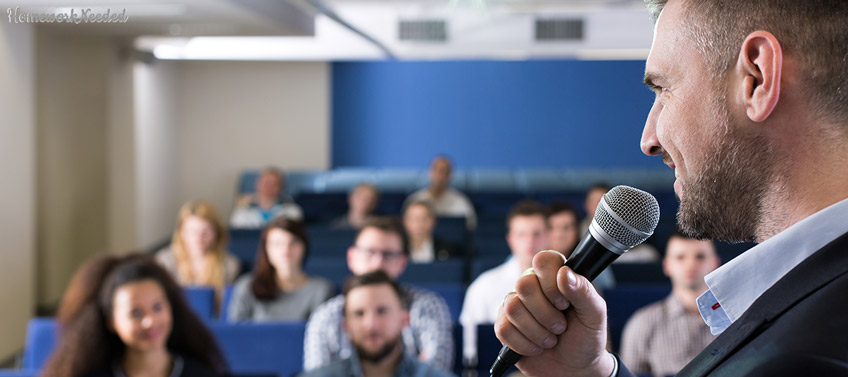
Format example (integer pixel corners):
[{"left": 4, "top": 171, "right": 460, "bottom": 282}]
[
  {"left": 185, "top": 283, "right": 672, "bottom": 355},
  {"left": 238, "top": 168, "right": 676, "bottom": 196}
]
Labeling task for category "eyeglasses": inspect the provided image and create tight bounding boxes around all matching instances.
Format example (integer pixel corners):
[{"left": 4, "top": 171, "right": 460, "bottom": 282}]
[{"left": 354, "top": 246, "right": 405, "bottom": 262}]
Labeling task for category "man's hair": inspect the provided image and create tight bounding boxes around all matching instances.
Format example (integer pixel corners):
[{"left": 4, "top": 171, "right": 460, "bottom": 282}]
[
  {"left": 506, "top": 200, "right": 546, "bottom": 231},
  {"left": 342, "top": 270, "right": 410, "bottom": 314},
  {"left": 354, "top": 216, "right": 409, "bottom": 256},
  {"left": 545, "top": 201, "right": 578, "bottom": 220},
  {"left": 645, "top": 0, "right": 848, "bottom": 124}
]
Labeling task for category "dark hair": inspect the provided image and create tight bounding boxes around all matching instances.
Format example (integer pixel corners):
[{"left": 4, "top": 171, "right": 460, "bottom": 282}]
[
  {"left": 251, "top": 217, "right": 311, "bottom": 300},
  {"left": 645, "top": 0, "right": 848, "bottom": 124},
  {"left": 42, "top": 254, "right": 227, "bottom": 377},
  {"left": 342, "top": 270, "right": 409, "bottom": 314},
  {"left": 545, "top": 201, "right": 578, "bottom": 220},
  {"left": 506, "top": 200, "right": 546, "bottom": 231},
  {"left": 354, "top": 216, "right": 408, "bottom": 256}
]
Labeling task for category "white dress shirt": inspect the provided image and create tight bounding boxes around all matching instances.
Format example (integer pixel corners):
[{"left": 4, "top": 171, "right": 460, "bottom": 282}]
[{"left": 697, "top": 197, "right": 848, "bottom": 335}]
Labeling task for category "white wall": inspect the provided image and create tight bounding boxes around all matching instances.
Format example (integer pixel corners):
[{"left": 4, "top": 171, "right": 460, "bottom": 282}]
[
  {"left": 0, "top": 21, "right": 36, "bottom": 360},
  {"left": 134, "top": 60, "right": 181, "bottom": 249},
  {"left": 176, "top": 61, "right": 330, "bottom": 216},
  {"left": 36, "top": 31, "right": 113, "bottom": 306}
]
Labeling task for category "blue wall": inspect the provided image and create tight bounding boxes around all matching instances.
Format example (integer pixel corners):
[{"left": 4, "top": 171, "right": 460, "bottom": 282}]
[{"left": 332, "top": 60, "right": 659, "bottom": 169}]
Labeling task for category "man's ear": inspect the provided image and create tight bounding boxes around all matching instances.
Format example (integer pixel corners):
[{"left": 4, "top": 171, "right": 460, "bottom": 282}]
[{"left": 736, "top": 30, "right": 783, "bottom": 122}]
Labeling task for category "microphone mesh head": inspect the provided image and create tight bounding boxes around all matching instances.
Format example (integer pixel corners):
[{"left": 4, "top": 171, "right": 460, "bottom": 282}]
[{"left": 594, "top": 185, "right": 660, "bottom": 248}]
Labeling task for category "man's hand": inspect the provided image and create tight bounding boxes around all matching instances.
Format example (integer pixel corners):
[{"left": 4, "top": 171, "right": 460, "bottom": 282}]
[{"left": 495, "top": 250, "right": 614, "bottom": 377}]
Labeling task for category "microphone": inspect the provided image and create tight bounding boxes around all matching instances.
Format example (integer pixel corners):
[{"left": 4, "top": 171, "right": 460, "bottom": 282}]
[{"left": 489, "top": 185, "right": 660, "bottom": 377}]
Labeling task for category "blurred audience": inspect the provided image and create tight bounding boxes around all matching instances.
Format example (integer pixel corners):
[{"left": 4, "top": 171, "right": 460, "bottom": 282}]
[
  {"left": 620, "top": 232, "right": 720, "bottom": 377},
  {"left": 404, "top": 155, "right": 476, "bottom": 229},
  {"left": 230, "top": 167, "right": 303, "bottom": 228},
  {"left": 228, "top": 217, "right": 334, "bottom": 322},
  {"left": 300, "top": 271, "right": 455, "bottom": 377},
  {"left": 402, "top": 200, "right": 459, "bottom": 263},
  {"left": 42, "top": 254, "right": 227, "bottom": 377},
  {"left": 459, "top": 200, "right": 548, "bottom": 364},
  {"left": 156, "top": 200, "right": 241, "bottom": 312},
  {"left": 303, "top": 217, "right": 454, "bottom": 372},
  {"left": 545, "top": 201, "right": 615, "bottom": 291},
  {"left": 331, "top": 183, "right": 380, "bottom": 230}
]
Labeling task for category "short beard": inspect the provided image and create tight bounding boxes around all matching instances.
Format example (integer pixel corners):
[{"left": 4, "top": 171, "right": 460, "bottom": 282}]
[
  {"left": 676, "top": 91, "right": 773, "bottom": 243},
  {"left": 354, "top": 335, "right": 402, "bottom": 364}
]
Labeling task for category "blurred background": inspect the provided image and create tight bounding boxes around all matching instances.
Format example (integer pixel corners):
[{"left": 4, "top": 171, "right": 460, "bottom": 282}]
[{"left": 0, "top": 0, "right": 667, "bottom": 363}]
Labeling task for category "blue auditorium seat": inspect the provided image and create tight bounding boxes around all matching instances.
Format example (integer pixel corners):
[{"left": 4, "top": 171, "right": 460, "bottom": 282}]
[
  {"left": 433, "top": 216, "right": 468, "bottom": 251},
  {"left": 469, "top": 256, "right": 508, "bottom": 282},
  {"left": 414, "top": 283, "right": 466, "bottom": 322},
  {"left": 183, "top": 287, "right": 216, "bottom": 322},
  {"left": 303, "top": 258, "right": 351, "bottom": 288},
  {"left": 603, "top": 284, "right": 671, "bottom": 352},
  {"left": 210, "top": 322, "right": 306, "bottom": 377},
  {"left": 229, "top": 228, "right": 262, "bottom": 272},
  {"left": 307, "top": 227, "right": 357, "bottom": 258},
  {"left": 399, "top": 259, "right": 466, "bottom": 285},
  {"left": 220, "top": 284, "right": 235, "bottom": 321},
  {"left": 475, "top": 324, "right": 517, "bottom": 377},
  {"left": 0, "top": 370, "right": 37, "bottom": 377},
  {"left": 609, "top": 263, "right": 666, "bottom": 284},
  {"left": 23, "top": 318, "right": 58, "bottom": 370}
]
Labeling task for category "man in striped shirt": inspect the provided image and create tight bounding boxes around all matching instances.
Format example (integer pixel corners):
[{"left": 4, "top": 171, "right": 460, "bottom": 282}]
[{"left": 620, "top": 232, "right": 720, "bottom": 377}]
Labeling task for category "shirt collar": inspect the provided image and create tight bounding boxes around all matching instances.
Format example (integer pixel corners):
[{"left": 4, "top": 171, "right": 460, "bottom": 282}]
[{"left": 697, "top": 196, "right": 848, "bottom": 334}]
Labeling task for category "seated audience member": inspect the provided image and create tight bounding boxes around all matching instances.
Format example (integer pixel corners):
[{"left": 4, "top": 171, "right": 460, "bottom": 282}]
[
  {"left": 404, "top": 155, "right": 476, "bottom": 229},
  {"left": 459, "top": 201, "right": 548, "bottom": 364},
  {"left": 402, "top": 200, "right": 459, "bottom": 262},
  {"left": 545, "top": 201, "right": 615, "bottom": 291},
  {"left": 42, "top": 254, "right": 227, "bottom": 377},
  {"left": 228, "top": 217, "right": 334, "bottom": 322},
  {"left": 581, "top": 183, "right": 660, "bottom": 263},
  {"left": 331, "top": 183, "right": 380, "bottom": 230},
  {"left": 300, "top": 271, "right": 456, "bottom": 377},
  {"left": 303, "top": 217, "right": 453, "bottom": 372},
  {"left": 230, "top": 167, "right": 303, "bottom": 228},
  {"left": 156, "top": 200, "right": 241, "bottom": 311},
  {"left": 620, "top": 232, "right": 720, "bottom": 377}
]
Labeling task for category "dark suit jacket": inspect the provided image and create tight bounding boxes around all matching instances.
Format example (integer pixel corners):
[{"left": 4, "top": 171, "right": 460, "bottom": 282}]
[{"left": 616, "top": 231, "right": 848, "bottom": 377}]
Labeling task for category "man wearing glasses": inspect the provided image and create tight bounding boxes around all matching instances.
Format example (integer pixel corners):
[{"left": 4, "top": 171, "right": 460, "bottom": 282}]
[{"left": 303, "top": 217, "right": 454, "bottom": 373}]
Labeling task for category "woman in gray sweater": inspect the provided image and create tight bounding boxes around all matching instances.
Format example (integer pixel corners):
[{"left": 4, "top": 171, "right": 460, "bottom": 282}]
[{"left": 228, "top": 217, "right": 334, "bottom": 321}]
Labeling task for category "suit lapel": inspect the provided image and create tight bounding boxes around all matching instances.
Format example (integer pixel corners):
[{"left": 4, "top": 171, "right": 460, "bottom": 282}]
[{"left": 677, "top": 232, "right": 848, "bottom": 377}]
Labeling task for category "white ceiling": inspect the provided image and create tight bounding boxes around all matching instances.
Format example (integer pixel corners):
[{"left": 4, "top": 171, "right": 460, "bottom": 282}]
[{"left": 3, "top": 0, "right": 655, "bottom": 60}]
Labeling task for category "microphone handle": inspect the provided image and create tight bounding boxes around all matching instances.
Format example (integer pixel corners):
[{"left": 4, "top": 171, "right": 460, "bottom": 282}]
[{"left": 489, "top": 236, "right": 622, "bottom": 377}]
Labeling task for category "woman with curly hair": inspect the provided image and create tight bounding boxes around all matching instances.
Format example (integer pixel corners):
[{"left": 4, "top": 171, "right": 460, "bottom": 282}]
[{"left": 41, "top": 254, "right": 228, "bottom": 377}]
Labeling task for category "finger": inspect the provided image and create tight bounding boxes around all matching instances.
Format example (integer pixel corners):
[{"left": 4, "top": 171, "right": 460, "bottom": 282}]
[
  {"left": 495, "top": 296, "right": 544, "bottom": 356},
  {"left": 503, "top": 281, "right": 560, "bottom": 350},
  {"left": 515, "top": 273, "right": 567, "bottom": 337},
  {"left": 557, "top": 266, "right": 607, "bottom": 331},
  {"left": 532, "top": 250, "right": 570, "bottom": 311}
]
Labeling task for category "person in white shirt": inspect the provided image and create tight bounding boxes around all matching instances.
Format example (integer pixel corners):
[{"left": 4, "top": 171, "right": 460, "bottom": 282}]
[
  {"left": 230, "top": 167, "right": 303, "bottom": 228},
  {"left": 459, "top": 200, "right": 548, "bottom": 365},
  {"left": 404, "top": 156, "right": 476, "bottom": 229},
  {"left": 402, "top": 200, "right": 459, "bottom": 263}
]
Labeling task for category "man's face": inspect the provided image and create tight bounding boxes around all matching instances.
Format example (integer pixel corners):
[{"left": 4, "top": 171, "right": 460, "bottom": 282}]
[
  {"left": 344, "top": 284, "right": 409, "bottom": 363},
  {"left": 663, "top": 236, "right": 719, "bottom": 291},
  {"left": 347, "top": 227, "right": 407, "bottom": 278},
  {"left": 256, "top": 171, "right": 282, "bottom": 200},
  {"left": 641, "top": 0, "right": 771, "bottom": 242},
  {"left": 403, "top": 204, "right": 435, "bottom": 239},
  {"left": 584, "top": 188, "right": 606, "bottom": 219},
  {"left": 429, "top": 158, "right": 452, "bottom": 189},
  {"left": 507, "top": 215, "right": 549, "bottom": 271},
  {"left": 349, "top": 186, "right": 378, "bottom": 214},
  {"left": 547, "top": 211, "right": 579, "bottom": 257}
]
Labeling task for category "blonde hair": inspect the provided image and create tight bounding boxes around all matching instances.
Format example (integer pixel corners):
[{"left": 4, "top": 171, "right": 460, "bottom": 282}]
[{"left": 171, "top": 200, "right": 229, "bottom": 297}]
